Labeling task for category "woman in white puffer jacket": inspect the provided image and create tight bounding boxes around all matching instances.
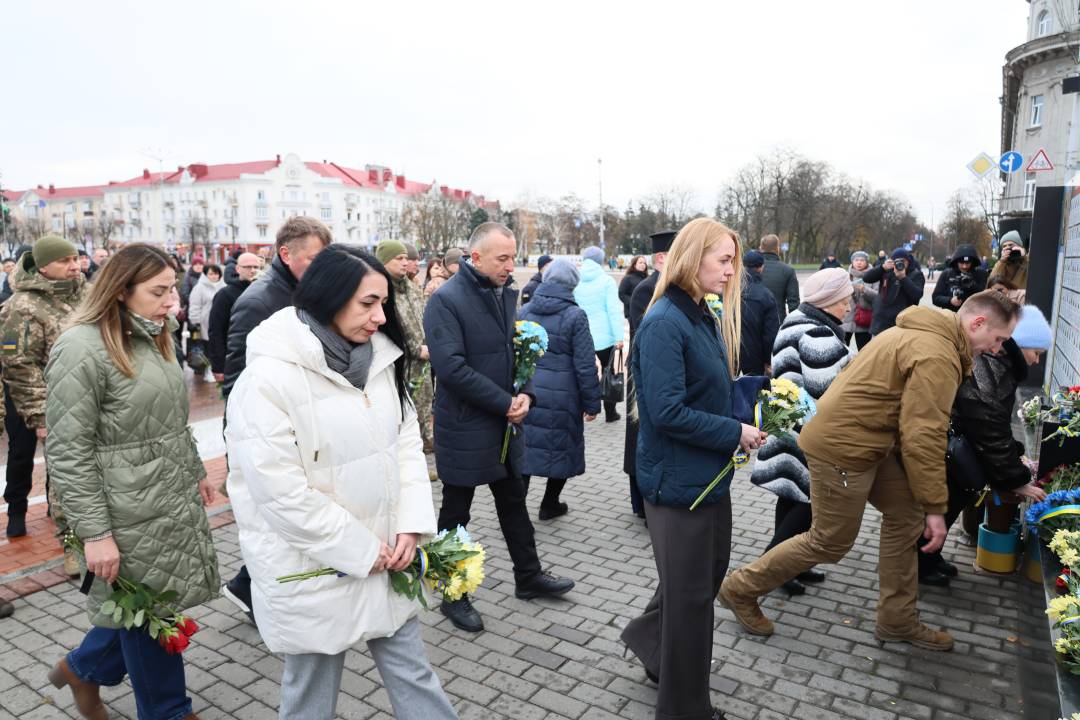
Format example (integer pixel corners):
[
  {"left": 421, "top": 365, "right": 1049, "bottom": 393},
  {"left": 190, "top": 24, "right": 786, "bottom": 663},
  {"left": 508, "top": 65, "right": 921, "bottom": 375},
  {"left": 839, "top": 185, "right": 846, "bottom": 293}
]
[{"left": 226, "top": 244, "right": 457, "bottom": 720}]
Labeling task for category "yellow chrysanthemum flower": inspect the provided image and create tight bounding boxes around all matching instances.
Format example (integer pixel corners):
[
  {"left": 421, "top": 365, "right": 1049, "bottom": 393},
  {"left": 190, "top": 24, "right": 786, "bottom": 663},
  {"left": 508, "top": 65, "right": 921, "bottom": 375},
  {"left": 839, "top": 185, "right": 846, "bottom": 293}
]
[
  {"left": 1056, "top": 637, "right": 1072, "bottom": 654},
  {"left": 1047, "top": 595, "right": 1077, "bottom": 621}
]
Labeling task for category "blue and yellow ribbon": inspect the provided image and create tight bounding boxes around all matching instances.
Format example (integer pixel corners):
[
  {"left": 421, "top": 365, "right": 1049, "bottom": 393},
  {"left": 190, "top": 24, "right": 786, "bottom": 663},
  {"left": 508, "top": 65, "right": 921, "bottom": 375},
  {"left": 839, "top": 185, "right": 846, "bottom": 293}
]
[
  {"left": 1038, "top": 505, "right": 1080, "bottom": 523},
  {"left": 417, "top": 547, "right": 429, "bottom": 578}
]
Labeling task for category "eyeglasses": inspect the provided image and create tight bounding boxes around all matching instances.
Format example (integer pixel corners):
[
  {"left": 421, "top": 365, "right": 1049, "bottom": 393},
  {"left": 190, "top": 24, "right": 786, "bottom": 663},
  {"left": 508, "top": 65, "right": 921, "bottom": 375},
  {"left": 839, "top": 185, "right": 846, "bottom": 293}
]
[{"left": 238, "top": 265, "right": 261, "bottom": 270}]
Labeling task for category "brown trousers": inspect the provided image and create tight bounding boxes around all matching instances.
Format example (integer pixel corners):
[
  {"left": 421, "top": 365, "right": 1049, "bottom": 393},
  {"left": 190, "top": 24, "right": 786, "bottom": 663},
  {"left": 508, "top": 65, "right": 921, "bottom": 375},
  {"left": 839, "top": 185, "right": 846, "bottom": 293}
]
[{"left": 724, "top": 452, "right": 926, "bottom": 632}]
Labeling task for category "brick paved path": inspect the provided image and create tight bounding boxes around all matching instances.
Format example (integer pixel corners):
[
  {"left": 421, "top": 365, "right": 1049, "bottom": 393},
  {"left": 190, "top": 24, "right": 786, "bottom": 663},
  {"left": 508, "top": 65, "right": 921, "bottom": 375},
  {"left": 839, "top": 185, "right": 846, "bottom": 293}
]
[{"left": 0, "top": 413, "right": 1025, "bottom": 719}]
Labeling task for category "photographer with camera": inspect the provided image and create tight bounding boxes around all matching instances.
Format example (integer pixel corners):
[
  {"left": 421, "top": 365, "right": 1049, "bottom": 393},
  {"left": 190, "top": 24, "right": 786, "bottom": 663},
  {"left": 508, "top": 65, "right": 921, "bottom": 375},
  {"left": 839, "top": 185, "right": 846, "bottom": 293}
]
[
  {"left": 989, "top": 231, "right": 1028, "bottom": 290},
  {"left": 931, "top": 245, "right": 988, "bottom": 313},
  {"left": 860, "top": 248, "right": 926, "bottom": 336}
]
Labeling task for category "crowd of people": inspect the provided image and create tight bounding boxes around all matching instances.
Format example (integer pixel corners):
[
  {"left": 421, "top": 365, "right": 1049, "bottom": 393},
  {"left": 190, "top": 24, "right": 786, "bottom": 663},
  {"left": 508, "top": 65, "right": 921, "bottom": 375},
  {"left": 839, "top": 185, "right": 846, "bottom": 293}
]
[{"left": 0, "top": 215, "right": 1051, "bottom": 720}]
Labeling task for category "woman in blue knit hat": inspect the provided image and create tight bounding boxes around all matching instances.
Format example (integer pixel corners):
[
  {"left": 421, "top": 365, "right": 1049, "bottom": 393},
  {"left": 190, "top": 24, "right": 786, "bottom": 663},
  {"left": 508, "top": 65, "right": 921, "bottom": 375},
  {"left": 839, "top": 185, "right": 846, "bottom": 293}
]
[{"left": 916, "top": 300, "right": 1049, "bottom": 585}]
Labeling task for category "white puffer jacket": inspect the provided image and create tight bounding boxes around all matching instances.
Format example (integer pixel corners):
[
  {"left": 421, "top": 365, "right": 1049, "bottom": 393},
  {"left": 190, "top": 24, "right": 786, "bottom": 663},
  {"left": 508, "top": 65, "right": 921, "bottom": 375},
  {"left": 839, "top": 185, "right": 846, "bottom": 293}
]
[{"left": 225, "top": 307, "right": 436, "bottom": 655}]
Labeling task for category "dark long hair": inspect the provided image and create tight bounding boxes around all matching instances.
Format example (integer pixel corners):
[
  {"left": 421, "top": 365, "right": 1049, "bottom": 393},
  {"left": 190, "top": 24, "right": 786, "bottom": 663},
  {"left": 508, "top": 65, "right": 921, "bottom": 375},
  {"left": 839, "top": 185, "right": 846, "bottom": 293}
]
[{"left": 293, "top": 244, "right": 410, "bottom": 411}]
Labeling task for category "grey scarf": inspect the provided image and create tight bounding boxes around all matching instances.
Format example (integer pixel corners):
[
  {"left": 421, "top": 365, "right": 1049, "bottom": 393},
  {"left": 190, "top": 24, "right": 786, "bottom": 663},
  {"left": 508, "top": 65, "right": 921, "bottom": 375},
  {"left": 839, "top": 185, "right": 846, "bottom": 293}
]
[{"left": 297, "top": 309, "right": 373, "bottom": 390}]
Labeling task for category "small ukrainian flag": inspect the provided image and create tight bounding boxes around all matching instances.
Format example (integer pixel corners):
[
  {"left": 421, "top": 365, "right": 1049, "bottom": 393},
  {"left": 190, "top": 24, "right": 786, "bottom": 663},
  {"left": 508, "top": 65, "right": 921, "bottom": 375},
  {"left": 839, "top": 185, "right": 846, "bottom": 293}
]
[{"left": 1, "top": 340, "right": 16, "bottom": 352}]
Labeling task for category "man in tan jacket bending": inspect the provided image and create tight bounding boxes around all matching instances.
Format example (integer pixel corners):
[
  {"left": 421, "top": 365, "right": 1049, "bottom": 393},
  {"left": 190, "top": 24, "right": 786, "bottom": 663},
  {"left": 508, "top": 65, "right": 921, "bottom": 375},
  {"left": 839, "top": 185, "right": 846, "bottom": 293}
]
[{"left": 720, "top": 291, "right": 1021, "bottom": 651}]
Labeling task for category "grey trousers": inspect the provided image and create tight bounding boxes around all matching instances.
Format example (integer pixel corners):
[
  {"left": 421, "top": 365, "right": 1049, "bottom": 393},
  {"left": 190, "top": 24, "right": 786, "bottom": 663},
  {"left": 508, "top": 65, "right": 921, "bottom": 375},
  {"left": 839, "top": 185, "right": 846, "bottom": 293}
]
[
  {"left": 620, "top": 495, "right": 733, "bottom": 720},
  {"left": 279, "top": 616, "right": 458, "bottom": 720}
]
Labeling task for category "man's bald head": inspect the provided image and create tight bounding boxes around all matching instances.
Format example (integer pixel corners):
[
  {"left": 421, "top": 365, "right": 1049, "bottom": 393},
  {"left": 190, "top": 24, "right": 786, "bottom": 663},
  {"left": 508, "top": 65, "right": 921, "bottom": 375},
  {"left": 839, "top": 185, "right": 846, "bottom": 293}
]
[{"left": 236, "top": 252, "right": 262, "bottom": 281}]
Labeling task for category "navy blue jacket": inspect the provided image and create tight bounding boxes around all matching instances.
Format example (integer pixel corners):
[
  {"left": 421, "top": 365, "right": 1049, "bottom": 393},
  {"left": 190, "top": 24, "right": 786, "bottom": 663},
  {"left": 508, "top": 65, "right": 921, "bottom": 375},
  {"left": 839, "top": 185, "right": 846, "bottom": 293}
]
[
  {"left": 862, "top": 262, "right": 926, "bottom": 335},
  {"left": 633, "top": 284, "right": 743, "bottom": 508},
  {"left": 738, "top": 271, "right": 780, "bottom": 376},
  {"left": 424, "top": 261, "right": 531, "bottom": 487},
  {"left": 519, "top": 283, "right": 602, "bottom": 480}
]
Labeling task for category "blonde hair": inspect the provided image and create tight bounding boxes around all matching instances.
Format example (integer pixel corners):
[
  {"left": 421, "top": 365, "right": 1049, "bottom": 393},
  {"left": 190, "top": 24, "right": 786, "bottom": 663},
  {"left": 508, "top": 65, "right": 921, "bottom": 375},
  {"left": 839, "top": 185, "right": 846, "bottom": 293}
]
[
  {"left": 68, "top": 244, "right": 176, "bottom": 377},
  {"left": 648, "top": 218, "right": 743, "bottom": 375}
]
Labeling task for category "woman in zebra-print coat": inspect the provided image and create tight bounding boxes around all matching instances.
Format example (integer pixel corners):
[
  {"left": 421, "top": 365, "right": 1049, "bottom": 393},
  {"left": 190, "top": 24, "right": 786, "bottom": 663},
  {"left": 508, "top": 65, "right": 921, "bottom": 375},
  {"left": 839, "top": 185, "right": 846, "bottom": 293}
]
[{"left": 749, "top": 268, "right": 854, "bottom": 596}]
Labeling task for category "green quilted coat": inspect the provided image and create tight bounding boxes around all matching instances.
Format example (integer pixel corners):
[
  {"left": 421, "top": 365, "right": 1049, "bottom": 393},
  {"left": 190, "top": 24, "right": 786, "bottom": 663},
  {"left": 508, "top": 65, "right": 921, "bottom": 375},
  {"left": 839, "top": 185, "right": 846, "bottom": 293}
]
[{"left": 45, "top": 320, "right": 219, "bottom": 627}]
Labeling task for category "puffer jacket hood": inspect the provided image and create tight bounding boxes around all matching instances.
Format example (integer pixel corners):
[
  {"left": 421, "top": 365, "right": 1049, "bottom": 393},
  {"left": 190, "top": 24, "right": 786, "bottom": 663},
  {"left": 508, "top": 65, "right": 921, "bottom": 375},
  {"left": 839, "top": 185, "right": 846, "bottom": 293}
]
[
  {"left": 579, "top": 258, "right": 604, "bottom": 281},
  {"left": 10, "top": 250, "right": 84, "bottom": 300},
  {"left": 526, "top": 281, "right": 576, "bottom": 315},
  {"left": 895, "top": 306, "right": 973, "bottom": 378},
  {"left": 949, "top": 244, "right": 980, "bottom": 269}
]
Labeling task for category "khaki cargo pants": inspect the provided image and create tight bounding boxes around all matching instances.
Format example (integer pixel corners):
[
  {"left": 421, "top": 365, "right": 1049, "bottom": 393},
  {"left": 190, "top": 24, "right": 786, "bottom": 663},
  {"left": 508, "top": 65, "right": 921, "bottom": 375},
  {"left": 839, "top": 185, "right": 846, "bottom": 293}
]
[{"left": 724, "top": 451, "right": 926, "bottom": 633}]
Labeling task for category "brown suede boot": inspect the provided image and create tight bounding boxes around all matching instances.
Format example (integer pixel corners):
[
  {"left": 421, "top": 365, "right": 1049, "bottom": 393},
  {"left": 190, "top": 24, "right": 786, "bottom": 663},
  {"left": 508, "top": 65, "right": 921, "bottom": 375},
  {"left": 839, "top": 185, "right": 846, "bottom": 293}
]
[
  {"left": 875, "top": 623, "right": 954, "bottom": 651},
  {"left": 47, "top": 658, "right": 108, "bottom": 720},
  {"left": 718, "top": 582, "right": 774, "bottom": 636}
]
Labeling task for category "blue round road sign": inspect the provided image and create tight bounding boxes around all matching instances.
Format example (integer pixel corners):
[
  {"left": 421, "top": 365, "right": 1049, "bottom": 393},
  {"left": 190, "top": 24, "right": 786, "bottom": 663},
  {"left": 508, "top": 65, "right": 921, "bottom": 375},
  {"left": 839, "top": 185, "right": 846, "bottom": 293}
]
[{"left": 999, "top": 151, "right": 1023, "bottom": 173}]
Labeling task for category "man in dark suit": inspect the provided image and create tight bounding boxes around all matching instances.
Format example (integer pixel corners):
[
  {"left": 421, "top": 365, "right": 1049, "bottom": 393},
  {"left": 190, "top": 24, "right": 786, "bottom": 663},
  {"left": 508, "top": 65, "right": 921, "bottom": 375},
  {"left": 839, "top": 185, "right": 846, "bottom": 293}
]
[
  {"left": 424, "top": 222, "right": 574, "bottom": 633},
  {"left": 624, "top": 229, "right": 676, "bottom": 519},
  {"left": 759, "top": 234, "right": 799, "bottom": 320}
]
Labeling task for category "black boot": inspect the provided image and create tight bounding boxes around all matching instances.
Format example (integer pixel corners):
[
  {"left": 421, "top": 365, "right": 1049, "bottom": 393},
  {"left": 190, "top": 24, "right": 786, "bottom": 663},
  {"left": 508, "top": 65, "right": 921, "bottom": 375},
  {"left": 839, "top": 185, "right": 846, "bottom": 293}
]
[
  {"left": 781, "top": 579, "right": 806, "bottom": 596},
  {"left": 539, "top": 503, "right": 568, "bottom": 521},
  {"left": 5, "top": 514, "right": 26, "bottom": 538},
  {"left": 515, "top": 571, "right": 575, "bottom": 599},
  {"left": 936, "top": 559, "right": 959, "bottom": 578},
  {"left": 796, "top": 569, "right": 825, "bottom": 584},
  {"left": 440, "top": 595, "right": 484, "bottom": 633},
  {"left": 919, "top": 571, "right": 950, "bottom": 587}
]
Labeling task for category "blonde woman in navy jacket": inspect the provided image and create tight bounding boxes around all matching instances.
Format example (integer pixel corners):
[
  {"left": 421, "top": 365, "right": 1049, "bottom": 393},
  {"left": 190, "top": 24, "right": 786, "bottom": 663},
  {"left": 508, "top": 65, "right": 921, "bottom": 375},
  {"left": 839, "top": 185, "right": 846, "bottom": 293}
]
[{"left": 621, "top": 218, "right": 767, "bottom": 720}]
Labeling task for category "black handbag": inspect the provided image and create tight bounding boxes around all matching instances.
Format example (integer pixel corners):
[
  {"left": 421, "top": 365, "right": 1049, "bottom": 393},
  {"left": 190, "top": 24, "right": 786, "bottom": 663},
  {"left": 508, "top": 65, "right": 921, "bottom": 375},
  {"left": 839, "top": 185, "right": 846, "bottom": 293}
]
[
  {"left": 602, "top": 348, "right": 625, "bottom": 404},
  {"left": 945, "top": 429, "right": 989, "bottom": 492}
]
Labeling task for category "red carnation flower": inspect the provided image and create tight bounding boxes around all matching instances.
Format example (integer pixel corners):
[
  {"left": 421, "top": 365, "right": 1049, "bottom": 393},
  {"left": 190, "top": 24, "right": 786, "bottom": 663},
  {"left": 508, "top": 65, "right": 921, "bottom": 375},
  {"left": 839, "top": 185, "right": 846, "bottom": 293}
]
[{"left": 1058, "top": 568, "right": 1072, "bottom": 591}]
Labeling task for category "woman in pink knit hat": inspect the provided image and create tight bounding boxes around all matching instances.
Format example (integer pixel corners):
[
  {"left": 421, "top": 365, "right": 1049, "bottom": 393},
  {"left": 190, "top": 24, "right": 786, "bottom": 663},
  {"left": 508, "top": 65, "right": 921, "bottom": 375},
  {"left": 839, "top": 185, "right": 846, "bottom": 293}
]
[{"left": 749, "top": 267, "right": 854, "bottom": 596}]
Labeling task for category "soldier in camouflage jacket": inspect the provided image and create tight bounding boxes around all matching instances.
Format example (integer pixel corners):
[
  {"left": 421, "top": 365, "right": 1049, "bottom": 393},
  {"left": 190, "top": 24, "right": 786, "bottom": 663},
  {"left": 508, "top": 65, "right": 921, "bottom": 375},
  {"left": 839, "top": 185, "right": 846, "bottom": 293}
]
[
  {"left": 0, "top": 237, "right": 86, "bottom": 541},
  {"left": 376, "top": 241, "right": 434, "bottom": 453}
]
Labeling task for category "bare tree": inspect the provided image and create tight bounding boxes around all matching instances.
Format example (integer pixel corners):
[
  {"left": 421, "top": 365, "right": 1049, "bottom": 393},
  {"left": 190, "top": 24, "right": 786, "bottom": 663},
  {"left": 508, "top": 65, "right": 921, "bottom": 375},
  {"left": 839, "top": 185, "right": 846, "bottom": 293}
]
[
  {"left": 400, "top": 191, "right": 470, "bottom": 254},
  {"left": 183, "top": 215, "right": 213, "bottom": 258},
  {"left": 96, "top": 213, "right": 119, "bottom": 249}
]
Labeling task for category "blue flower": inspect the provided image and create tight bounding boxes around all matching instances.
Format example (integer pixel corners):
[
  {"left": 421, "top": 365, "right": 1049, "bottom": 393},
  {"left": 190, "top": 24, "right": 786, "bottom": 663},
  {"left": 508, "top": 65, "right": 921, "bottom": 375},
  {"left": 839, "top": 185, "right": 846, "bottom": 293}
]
[{"left": 1026, "top": 488, "right": 1080, "bottom": 535}]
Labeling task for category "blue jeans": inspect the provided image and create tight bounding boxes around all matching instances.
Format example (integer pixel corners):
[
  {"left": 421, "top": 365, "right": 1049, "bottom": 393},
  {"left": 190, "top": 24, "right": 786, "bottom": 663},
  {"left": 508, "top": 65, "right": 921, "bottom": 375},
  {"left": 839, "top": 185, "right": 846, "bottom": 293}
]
[{"left": 67, "top": 626, "right": 191, "bottom": 720}]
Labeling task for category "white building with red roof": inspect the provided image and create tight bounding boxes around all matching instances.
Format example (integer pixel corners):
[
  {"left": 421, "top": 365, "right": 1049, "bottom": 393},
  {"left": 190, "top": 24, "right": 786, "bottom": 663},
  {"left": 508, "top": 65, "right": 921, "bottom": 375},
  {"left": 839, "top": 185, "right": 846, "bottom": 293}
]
[{"left": 6, "top": 152, "right": 498, "bottom": 259}]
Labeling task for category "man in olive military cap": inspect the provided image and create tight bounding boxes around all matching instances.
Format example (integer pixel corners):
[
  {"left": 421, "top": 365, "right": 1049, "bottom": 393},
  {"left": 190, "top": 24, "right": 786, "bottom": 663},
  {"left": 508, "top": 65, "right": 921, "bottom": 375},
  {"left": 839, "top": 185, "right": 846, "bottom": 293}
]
[{"left": 1, "top": 236, "right": 86, "bottom": 575}]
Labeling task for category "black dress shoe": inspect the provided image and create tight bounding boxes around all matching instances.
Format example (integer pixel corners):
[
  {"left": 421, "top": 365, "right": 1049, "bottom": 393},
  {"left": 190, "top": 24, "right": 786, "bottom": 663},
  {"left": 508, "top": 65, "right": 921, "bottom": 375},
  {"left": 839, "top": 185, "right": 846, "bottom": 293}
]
[
  {"left": 710, "top": 707, "right": 727, "bottom": 720},
  {"left": 919, "top": 571, "right": 950, "bottom": 587},
  {"left": 515, "top": 571, "right": 575, "bottom": 599},
  {"left": 781, "top": 579, "right": 806, "bottom": 596},
  {"left": 796, "top": 569, "right": 825, "bottom": 584},
  {"left": 644, "top": 668, "right": 659, "bottom": 685},
  {"left": 936, "top": 559, "right": 959, "bottom": 578},
  {"left": 538, "top": 503, "right": 568, "bottom": 521},
  {"left": 440, "top": 596, "right": 484, "bottom": 633},
  {"left": 5, "top": 514, "right": 26, "bottom": 538},
  {"left": 605, "top": 412, "right": 621, "bottom": 423}
]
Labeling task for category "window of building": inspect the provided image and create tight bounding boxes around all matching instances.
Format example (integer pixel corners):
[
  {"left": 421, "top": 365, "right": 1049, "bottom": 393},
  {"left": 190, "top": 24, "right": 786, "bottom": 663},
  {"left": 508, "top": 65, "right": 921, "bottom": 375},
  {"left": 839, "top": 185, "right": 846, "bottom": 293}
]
[
  {"left": 320, "top": 207, "right": 332, "bottom": 220},
  {"left": 258, "top": 226, "right": 267, "bottom": 238},
  {"left": 1023, "top": 172, "right": 1037, "bottom": 210},
  {"left": 1037, "top": 10, "right": 1052, "bottom": 37},
  {"left": 1030, "top": 94, "right": 1044, "bottom": 127},
  {"left": 289, "top": 190, "right": 299, "bottom": 202},
  {"left": 321, "top": 191, "right": 330, "bottom": 202},
  {"left": 256, "top": 206, "right": 268, "bottom": 219},
  {"left": 257, "top": 189, "right": 266, "bottom": 202}
]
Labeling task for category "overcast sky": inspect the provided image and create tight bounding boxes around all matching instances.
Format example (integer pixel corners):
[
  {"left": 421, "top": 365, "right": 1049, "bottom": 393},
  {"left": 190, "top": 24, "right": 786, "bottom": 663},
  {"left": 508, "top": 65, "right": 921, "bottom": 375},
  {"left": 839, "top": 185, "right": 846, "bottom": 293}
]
[{"left": 3, "top": 1, "right": 1029, "bottom": 227}]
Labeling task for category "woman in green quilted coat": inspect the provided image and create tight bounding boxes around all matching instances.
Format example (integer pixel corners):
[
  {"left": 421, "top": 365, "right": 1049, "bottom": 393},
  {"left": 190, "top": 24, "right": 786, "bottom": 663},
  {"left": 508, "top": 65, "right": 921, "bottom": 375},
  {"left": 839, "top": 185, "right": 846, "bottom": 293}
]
[{"left": 44, "top": 244, "right": 218, "bottom": 720}]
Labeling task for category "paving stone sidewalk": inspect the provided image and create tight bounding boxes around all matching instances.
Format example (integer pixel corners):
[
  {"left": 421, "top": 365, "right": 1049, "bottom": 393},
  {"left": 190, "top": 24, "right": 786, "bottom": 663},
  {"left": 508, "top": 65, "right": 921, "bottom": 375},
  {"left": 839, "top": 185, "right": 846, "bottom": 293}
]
[{"left": 0, "top": 415, "right": 1025, "bottom": 719}]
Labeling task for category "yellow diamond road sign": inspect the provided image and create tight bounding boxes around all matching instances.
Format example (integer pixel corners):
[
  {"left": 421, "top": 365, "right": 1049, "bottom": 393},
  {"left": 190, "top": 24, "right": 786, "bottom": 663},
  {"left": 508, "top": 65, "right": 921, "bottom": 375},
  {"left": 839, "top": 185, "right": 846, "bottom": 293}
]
[{"left": 967, "top": 152, "right": 996, "bottom": 178}]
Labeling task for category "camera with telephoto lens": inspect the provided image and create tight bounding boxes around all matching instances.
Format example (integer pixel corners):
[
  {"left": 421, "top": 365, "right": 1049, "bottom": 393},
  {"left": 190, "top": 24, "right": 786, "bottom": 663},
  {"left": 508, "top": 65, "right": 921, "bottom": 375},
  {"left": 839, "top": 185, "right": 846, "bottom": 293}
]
[
  {"left": 949, "top": 271, "right": 976, "bottom": 300},
  {"left": 893, "top": 258, "right": 907, "bottom": 273}
]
